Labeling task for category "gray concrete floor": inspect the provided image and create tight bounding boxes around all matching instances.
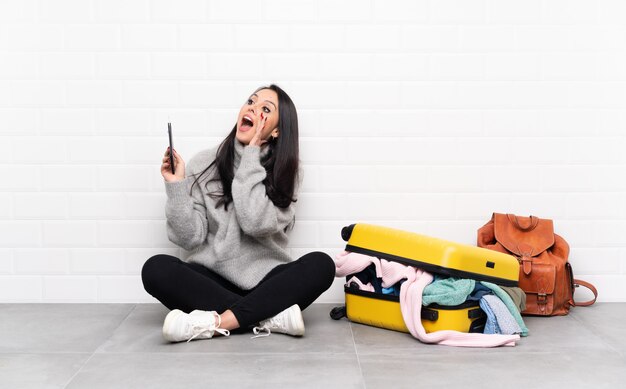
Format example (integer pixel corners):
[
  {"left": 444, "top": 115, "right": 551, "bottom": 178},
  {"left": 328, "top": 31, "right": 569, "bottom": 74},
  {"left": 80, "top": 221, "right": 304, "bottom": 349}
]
[{"left": 0, "top": 303, "right": 625, "bottom": 388}]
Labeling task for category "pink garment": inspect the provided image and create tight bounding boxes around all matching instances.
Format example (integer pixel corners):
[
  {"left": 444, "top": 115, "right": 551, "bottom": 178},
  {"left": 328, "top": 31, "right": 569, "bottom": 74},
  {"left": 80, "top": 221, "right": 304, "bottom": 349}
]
[
  {"left": 346, "top": 276, "right": 375, "bottom": 292},
  {"left": 335, "top": 251, "right": 520, "bottom": 348},
  {"left": 335, "top": 251, "right": 409, "bottom": 288}
]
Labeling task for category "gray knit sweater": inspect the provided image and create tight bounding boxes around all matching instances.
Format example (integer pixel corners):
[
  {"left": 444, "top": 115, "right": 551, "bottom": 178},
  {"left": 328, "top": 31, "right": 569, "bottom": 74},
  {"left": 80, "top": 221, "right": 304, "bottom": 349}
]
[{"left": 164, "top": 139, "right": 298, "bottom": 290}]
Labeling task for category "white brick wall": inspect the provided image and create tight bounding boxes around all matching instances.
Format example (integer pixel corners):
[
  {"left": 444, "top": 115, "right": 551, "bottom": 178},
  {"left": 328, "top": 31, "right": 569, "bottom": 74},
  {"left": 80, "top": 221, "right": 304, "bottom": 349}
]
[{"left": 1, "top": 0, "right": 625, "bottom": 303}]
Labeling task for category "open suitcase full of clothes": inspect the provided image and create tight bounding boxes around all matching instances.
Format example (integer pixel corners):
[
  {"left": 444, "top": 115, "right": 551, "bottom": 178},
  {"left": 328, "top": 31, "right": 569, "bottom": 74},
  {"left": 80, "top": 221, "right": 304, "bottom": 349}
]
[{"left": 331, "top": 223, "right": 520, "bottom": 334}]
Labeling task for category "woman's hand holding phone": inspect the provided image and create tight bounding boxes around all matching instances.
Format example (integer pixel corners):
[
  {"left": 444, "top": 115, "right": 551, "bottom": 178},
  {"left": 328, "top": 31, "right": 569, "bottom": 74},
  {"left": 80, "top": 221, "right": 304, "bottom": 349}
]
[{"left": 161, "top": 147, "right": 185, "bottom": 183}]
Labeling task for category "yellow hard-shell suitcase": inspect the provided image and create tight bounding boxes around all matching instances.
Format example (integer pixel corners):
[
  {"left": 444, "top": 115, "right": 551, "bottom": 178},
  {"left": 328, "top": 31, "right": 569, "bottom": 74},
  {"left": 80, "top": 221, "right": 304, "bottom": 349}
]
[
  {"left": 331, "top": 285, "right": 486, "bottom": 334},
  {"left": 341, "top": 223, "right": 519, "bottom": 287}
]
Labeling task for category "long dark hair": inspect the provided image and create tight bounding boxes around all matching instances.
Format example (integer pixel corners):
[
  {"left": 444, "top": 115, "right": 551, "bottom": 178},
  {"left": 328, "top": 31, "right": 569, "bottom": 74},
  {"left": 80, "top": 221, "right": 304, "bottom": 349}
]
[{"left": 190, "top": 84, "right": 299, "bottom": 211}]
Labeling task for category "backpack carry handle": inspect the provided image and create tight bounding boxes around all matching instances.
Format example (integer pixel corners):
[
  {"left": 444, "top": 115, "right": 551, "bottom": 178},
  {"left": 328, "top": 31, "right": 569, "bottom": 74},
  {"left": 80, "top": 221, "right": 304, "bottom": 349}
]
[{"left": 507, "top": 214, "right": 539, "bottom": 232}]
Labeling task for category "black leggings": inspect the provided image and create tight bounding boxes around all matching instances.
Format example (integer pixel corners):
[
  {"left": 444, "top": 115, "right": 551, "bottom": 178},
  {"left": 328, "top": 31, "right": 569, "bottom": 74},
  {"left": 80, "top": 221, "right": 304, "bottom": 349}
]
[{"left": 141, "top": 251, "right": 336, "bottom": 330}]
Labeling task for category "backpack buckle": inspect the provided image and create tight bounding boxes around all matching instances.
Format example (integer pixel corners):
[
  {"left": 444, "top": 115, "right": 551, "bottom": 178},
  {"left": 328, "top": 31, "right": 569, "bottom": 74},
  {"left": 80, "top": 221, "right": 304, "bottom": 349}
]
[{"left": 537, "top": 293, "right": 547, "bottom": 304}]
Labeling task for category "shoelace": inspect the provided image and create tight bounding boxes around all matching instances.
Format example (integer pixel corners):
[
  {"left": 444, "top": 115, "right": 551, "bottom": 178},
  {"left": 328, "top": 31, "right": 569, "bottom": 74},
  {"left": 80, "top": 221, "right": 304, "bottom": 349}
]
[
  {"left": 187, "top": 313, "right": 230, "bottom": 342},
  {"left": 250, "top": 314, "right": 284, "bottom": 339},
  {"left": 251, "top": 326, "right": 271, "bottom": 339}
]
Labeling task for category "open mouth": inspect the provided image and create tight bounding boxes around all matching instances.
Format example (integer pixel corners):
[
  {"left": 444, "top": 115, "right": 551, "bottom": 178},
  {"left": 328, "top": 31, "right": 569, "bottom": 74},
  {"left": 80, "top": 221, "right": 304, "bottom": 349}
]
[{"left": 240, "top": 116, "right": 254, "bottom": 131}]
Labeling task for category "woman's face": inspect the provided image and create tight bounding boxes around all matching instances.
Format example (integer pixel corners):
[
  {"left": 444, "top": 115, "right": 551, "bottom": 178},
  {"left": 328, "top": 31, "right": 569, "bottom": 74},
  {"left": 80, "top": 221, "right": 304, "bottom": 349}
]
[{"left": 236, "top": 89, "right": 280, "bottom": 145}]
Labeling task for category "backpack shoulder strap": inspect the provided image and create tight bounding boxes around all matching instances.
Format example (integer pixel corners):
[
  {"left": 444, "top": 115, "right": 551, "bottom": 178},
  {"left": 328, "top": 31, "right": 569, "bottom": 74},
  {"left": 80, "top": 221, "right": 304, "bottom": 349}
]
[{"left": 573, "top": 279, "right": 598, "bottom": 307}]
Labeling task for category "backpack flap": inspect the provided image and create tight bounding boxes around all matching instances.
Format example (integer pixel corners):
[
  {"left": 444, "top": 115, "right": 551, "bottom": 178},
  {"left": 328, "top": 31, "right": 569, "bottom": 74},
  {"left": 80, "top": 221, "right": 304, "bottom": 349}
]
[{"left": 493, "top": 213, "right": 555, "bottom": 275}]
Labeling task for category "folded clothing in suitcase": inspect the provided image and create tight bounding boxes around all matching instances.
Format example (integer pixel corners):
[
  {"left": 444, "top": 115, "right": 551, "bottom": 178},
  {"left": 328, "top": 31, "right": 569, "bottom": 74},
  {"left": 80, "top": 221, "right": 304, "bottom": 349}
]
[{"left": 342, "top": 223, "right": 519, "bottom": 287}]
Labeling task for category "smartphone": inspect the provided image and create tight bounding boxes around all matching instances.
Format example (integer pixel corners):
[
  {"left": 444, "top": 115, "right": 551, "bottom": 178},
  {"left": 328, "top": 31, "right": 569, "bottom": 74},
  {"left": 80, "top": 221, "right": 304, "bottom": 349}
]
[{"left": 168, "top": 122, "right": 175, "bottom": 174}]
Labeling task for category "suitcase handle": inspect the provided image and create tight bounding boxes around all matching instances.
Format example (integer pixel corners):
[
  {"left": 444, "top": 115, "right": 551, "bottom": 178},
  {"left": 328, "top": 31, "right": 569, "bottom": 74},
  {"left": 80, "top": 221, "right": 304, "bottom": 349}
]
[
  {"left": 421, "top": 307, "right": 438, "bottom": 322},
  {"left": 467, "top": 307, "right": 483, "bottom": 319}
]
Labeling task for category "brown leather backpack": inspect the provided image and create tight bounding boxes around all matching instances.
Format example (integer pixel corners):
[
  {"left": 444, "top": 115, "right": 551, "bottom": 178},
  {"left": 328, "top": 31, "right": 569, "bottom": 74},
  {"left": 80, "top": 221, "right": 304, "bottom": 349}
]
[{"left": 477, "top": 213, "right": 597, "bottom": 316}]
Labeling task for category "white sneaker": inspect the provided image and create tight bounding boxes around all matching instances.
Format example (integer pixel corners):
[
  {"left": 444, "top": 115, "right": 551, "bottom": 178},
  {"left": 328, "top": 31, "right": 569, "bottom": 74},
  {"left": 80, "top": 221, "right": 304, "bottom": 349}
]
[
  {"left": 252, "top": 304, "right": 305, "bottom": 338},
  {"left": 162, "top": 309, "right": 230, "bottom": 343}
]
